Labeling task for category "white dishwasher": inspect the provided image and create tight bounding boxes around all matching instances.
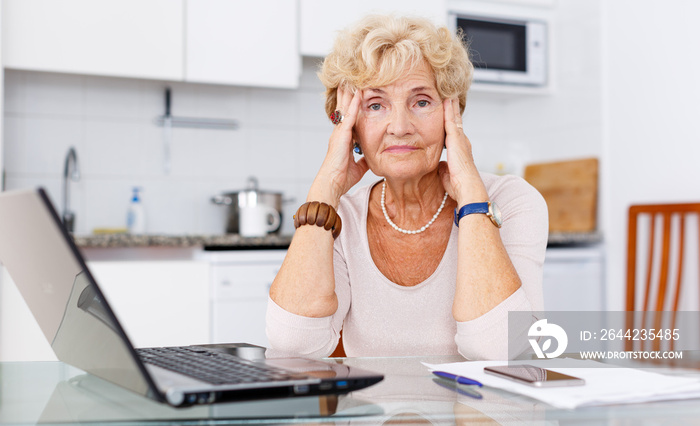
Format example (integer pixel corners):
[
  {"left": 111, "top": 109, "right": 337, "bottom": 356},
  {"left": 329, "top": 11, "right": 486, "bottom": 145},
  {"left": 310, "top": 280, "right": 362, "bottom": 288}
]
[
  {"left": 197, "top": 249, "right": 287, "bottom": 348},
  {"left": 542, "top": 245, "right": 606, "bottom": 312}
]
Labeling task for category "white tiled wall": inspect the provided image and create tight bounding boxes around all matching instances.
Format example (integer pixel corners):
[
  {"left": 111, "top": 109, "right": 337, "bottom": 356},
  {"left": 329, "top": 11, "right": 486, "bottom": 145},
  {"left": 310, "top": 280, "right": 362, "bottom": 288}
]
[
  {"left": 3, "top": 59, "right": 337, "bottom": 235},
  {"left": 3, "top": 0, "right": 604, "bottom": 236}
]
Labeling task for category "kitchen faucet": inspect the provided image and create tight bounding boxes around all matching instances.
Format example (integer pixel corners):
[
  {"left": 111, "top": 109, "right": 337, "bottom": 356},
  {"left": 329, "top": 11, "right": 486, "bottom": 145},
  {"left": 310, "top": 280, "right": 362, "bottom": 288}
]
[{"left": 62, "top": 147, "right": 80, "bottom": 232}]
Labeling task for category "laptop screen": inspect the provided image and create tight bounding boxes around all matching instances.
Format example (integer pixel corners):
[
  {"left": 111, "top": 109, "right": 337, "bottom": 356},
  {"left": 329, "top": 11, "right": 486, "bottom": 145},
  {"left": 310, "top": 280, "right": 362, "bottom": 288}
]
[{"left": 0, "top": 189, "right": 157, "bottom": 399}]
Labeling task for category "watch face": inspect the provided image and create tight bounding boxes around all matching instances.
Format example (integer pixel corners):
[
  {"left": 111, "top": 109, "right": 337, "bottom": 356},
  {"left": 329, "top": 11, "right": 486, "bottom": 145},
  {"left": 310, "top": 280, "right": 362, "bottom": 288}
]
[{"left": 489, "top": 202, "right": 503, "bottom": 228}]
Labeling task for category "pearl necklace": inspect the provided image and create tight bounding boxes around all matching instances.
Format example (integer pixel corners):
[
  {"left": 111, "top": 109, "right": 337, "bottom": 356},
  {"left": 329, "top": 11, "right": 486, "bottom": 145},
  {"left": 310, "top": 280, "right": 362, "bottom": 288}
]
[{"left": 380, "top": 180, "right": 448, "bottom": 235}]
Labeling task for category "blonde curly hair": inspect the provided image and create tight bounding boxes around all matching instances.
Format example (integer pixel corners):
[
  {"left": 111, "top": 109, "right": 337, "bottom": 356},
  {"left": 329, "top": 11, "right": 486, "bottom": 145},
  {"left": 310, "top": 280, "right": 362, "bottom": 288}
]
[{"left": 319, "top": 14, "right": 473, "bottom": 119}]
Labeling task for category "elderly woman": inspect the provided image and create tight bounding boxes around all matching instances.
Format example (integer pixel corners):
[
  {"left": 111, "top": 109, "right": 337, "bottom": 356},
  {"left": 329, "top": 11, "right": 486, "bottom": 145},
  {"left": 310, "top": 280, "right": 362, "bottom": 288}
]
[{"left": 266, "top": 15, "right": 548, "bottom": 360}]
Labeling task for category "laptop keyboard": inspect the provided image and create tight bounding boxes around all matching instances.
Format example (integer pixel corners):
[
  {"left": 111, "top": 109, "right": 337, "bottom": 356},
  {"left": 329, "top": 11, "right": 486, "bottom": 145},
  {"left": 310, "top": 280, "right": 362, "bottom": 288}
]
[{"left": 137, "top": 346, "right": 296, "bottom": 385}]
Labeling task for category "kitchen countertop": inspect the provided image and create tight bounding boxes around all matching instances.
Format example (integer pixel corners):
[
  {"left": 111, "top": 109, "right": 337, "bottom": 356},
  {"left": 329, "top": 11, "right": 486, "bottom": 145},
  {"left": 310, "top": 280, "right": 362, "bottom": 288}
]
[
  {"left": 73, "top": 233, "right": 293, "bottom": 250},
  {"left": 547, "top": 230, "right": 603, "bottom": 246},
  {"left": 73, "top": 230, "right": 599, "bottom": 251}
]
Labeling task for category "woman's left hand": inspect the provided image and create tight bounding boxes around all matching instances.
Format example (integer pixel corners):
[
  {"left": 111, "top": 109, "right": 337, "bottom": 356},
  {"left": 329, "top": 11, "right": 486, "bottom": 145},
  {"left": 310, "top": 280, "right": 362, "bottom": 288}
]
[{"left": 438, "top": 98, "right": 489, "bottom": 206}]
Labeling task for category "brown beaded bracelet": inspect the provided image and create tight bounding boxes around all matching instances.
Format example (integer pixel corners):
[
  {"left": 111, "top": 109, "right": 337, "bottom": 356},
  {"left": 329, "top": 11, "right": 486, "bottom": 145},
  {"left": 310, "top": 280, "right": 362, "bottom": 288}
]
[{"left": 293, "top": 201, "right": 342, "bottom": 239}]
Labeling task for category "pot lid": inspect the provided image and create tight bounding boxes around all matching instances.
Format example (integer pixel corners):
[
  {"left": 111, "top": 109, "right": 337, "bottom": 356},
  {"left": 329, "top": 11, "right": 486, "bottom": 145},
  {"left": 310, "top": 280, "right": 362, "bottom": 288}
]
[{"left": 221, "top": 176, "right": 282, "bottom": 196}]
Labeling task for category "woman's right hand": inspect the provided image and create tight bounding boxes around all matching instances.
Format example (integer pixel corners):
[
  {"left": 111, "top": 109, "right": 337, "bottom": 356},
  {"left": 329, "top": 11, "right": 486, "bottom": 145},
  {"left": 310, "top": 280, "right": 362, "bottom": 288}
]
[
  {"left": 271, "top": 86, "right": 365, "bottom": 319},
  {"left": 308, "top": 86, "right": 369, "bottom": 207}
]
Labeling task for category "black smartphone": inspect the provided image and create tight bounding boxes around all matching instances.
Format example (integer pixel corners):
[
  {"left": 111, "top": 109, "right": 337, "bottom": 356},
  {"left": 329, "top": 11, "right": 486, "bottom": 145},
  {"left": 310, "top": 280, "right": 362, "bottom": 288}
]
[{"left": 483, "top": 365, "right": 585, "bottom": 387}]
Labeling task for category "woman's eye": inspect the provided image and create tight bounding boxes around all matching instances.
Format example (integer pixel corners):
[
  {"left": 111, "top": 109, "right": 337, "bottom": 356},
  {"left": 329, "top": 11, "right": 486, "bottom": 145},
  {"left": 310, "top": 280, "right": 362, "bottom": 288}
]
[
  {"left": 369, "top": 103, "right": 382, "bottom": 111},
  {"left": 417, "top": 100, "right": 429, "bottom": 107}
]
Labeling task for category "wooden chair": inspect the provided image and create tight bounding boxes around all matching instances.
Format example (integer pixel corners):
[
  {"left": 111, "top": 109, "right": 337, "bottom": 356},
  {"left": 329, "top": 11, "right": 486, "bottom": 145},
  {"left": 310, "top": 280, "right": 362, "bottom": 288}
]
[
  {"left": 330, "top": 330, "right": 346, "bottom": 357},
  {"left": 625, "top": 203, "right": 700, "bottom": 351}
]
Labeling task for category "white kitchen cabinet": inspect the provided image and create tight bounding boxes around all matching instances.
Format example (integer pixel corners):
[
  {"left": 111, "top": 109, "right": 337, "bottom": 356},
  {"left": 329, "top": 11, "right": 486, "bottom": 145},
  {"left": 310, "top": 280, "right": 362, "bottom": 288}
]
[
  {"left": 300, "top": 0, "right": 448, "bottom": 57},
  {"left": 0, "top": 247, "right": 281, "bottom": 361},
  {"left": 542, "top": 246, "right": 605, "bottom": 312},
  {"left": 201, "top": 250, "right": 286, "bottom": 348},
  {"left": 88, "top": 260, "right": 210, "bottom": 349},
  {"left": 186, "top": 1, "right": 299, "bottom": 88},
  {"left": 2, "top": 0, "right": 184, "bottom": 81},
  {"left": 1, "top": 261, "right": 210, "bottom": 361}
]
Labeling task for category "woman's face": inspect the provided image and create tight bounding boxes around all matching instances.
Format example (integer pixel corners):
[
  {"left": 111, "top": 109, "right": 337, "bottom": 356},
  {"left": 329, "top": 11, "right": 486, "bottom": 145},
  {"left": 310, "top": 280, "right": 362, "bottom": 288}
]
[{"left": 354, "top": 61, "right": 445, "bottom": 181}]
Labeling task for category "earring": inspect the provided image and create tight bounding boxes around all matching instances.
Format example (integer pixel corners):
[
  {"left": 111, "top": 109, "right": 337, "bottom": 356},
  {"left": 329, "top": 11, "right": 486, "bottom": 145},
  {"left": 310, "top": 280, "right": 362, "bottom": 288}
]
[{"left": 353, "top": 142, "right": 363, "bottom": 155}]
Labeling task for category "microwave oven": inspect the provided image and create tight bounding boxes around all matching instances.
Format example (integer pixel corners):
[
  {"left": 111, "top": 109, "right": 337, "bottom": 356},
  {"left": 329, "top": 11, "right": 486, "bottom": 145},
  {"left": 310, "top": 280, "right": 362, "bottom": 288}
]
[{"left": 449, "top": 13, "right": 548, "bottom": 86}]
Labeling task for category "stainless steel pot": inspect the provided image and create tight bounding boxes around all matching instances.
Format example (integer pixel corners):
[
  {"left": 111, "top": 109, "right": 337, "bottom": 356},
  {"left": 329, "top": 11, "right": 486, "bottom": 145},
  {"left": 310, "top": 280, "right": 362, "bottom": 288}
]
[{"left": 212, "top": 177, "right": 287, "bottom": 235}]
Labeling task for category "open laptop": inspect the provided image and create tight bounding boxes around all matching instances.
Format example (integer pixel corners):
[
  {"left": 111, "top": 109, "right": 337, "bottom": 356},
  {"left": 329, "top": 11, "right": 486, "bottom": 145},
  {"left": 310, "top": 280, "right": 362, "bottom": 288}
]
[{"left": 0, "top": 188, "right": 383, "bottom": 407}]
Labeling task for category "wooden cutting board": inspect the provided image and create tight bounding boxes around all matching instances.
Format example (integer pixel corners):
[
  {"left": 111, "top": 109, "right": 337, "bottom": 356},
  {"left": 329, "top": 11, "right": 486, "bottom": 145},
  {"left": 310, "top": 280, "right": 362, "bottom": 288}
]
[{"left": 523, "top": 158, "right": 599, "bottom": 233}]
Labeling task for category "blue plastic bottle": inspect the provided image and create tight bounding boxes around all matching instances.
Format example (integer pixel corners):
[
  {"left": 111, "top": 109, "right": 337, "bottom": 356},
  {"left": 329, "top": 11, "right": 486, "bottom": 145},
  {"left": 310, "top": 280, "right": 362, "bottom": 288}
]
[{"left": 126, "top": 187, "right": 146, "bottom": 234}]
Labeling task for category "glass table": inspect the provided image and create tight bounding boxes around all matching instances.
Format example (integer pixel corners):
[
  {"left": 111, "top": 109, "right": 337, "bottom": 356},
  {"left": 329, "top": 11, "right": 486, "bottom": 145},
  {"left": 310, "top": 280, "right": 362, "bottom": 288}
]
[{"left": 3, "top": 355, "right": 700, "bottom": 425}]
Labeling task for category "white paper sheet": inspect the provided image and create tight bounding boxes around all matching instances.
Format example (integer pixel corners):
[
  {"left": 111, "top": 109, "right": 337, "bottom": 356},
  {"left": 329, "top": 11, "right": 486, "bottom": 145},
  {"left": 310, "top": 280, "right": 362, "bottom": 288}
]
[{"left": 423, "top": 358, "right": 700, "bottom": 409}]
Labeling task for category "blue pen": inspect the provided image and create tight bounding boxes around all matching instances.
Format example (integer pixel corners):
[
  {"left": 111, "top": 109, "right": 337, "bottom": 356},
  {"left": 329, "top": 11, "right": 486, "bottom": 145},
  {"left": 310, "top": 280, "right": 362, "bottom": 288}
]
[{"left": 432, "top": 371, "right": 483, "bottom": 387}]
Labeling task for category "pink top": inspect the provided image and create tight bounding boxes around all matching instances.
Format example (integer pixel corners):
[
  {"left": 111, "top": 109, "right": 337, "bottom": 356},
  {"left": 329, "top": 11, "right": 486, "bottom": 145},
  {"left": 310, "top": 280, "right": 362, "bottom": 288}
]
[{"left": 266, "top": 173, "right": 548, "bottom": 360}]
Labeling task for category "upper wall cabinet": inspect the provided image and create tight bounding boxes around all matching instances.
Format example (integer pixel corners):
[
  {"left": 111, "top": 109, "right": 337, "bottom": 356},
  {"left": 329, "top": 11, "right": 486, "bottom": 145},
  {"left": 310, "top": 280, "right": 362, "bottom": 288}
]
[
  {"left": 300, "top": 0, "right": 447, "bottom": 57},
  {"left": 1, "top": 0, "right": 184, "bottom": 81},
  {"left": 186, "top": 0, "right": 300, "bottom": 89}
]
